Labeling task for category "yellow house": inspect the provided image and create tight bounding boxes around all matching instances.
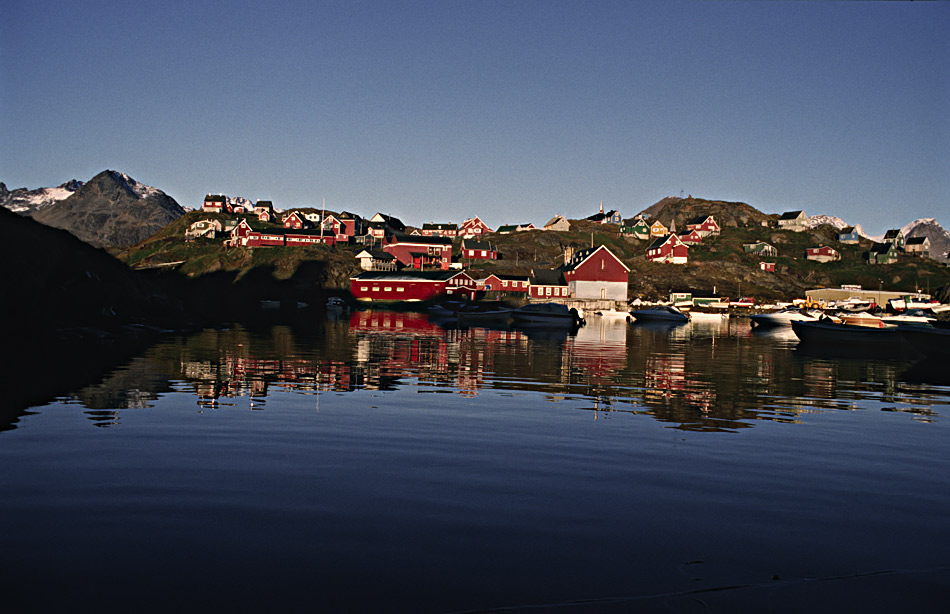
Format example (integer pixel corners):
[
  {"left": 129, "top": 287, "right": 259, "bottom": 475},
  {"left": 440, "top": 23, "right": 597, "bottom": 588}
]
[{"left": 650, "top": 220, "right": 668, "bottom": 237}]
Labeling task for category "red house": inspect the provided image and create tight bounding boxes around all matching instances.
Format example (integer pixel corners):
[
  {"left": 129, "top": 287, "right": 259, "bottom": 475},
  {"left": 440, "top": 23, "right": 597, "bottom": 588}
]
[
  {"left": 421, "top": 223, "right": 458, "bottom": 237},
  {"left": 459, "top": 216, "right": 492, "bottom": 238},
  {"left": 760, "top": 262, "right": 776, "bottom": 272},
  {"left": 202, "top": 194, "right": 229, "bottom": 213},
  {"left": 646, "top": 234, "right": 688, "bottom": 264},
  {"left": 384, "top": 234, "right": 453, "bottom": 270},
  {"left": 482, "top": 274, "right": 529, "bottom": 294},
  {"left": 806, "top": 245, "right": 840, "bottom": 263},
  {"left": 461, "top": 239, "right": 497, "bottom": 260},
  {"left": 283, "top": 211, "right": 308, "bottom": 230},
  {"left": 680, "top": 229, "right": 704, "bottom": 245},
  {"left": 350, "top": 270, "right": 477, "bottom": 302},
  {"left": 560, "top": 245, "right": 629, "bottom": 300},
  {"left": 528, "top": 269, "right": 570, "bottom": 299},
  {"left": 685, "top": 214, "right": 720, "bottom": 237}
]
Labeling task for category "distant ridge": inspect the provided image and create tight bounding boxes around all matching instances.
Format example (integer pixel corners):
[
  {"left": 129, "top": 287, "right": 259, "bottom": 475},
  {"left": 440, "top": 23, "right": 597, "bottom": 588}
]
[
  {"left": 635, "top": 196, "right": 772, "bottom": 229},
  {"left": 1, "top": 179, "right": 83, "bottom": 214},
  {"left": 30, "top": 170, "right": 185, "bottom": 248}
]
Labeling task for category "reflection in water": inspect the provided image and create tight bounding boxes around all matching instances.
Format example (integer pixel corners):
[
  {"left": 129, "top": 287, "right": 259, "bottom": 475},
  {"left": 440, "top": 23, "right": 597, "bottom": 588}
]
[{"left": 21, "top": 311, "right": 946, "bottom": 432}]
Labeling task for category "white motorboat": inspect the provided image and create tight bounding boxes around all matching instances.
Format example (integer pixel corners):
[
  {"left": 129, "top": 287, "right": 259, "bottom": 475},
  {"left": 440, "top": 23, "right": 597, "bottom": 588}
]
[
  {"left": 630, "top": 305, "right": 690, "bottom": 323},
  {"left": 881, "top": 309, "right": 938, "bottom": 327},
  {"left": 750, "top": 307, "right": 821, "bottom": 327}
]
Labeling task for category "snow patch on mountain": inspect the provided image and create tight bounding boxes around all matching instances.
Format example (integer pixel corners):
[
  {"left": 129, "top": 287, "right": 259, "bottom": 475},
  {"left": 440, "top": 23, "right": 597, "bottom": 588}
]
[
  {"left": 110, "top": 171, "right": 161, "bottom": 199},
  {"left": 1, "top": 180, "right": 84, "bottom": 213},
  {"left": 806, "top": 214, "right": 850, "bottom": 230}
]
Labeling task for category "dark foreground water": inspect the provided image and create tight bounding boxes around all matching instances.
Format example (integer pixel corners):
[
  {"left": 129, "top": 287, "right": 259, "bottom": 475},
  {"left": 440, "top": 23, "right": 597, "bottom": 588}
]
[{"left": 2, "top": 312, "right": 948, "bottom": 612}]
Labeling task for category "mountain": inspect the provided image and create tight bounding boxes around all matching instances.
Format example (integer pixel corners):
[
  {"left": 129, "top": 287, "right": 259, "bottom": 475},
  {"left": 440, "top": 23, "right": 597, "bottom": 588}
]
[
  {"left": 30, "top": 170, "right": 186, "bottom": 248},
  {"left": 635, "top": 196, "right": 773, "bottom": 229},
  {"left": 901, "top": 218, "right": 950, "bottom": 262},
  {"left": 1, "top": 179, "right": 84, "bottom": 213},
  {"left": 806, "top": 215, "right": 850, "bottom": 231}
]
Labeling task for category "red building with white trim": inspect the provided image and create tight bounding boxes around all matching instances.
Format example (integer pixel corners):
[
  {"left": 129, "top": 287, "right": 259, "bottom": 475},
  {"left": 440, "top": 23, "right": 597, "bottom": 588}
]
[
  {"left": 560, "top": 245, "right": 630, "bottom": 300},
  {"left": 459, "top": 216, "right": 492, "bottom": 238},
  {"left": 384, "top": 234, "right": 453, "bottom": 270},
  {"left": 461, "top": 239, "right": 497, "bottom": 260},
  {"left": 646, "top": 234, "right": 688, "bottom": 264},
  {"left": 482, "top": 274, "right": 529, "bottom": 294},
  {"left": 685, "top": 214, "right": 720, "bottom": 237},
  {"left": 350, "top": 270, "right": 477, "bottom": 302}
]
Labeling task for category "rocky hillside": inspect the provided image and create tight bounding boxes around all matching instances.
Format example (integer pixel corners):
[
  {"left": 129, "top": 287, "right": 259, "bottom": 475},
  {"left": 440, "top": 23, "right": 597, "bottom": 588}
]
[
  {"left": 635, "top": 196, "right": 773, "bottom": 229},
  {"left": 30, "top": 170, "right": 185, "bottom": 248},
  {"left": 1, "top": 179, "right": 83, "bottom": 213}
]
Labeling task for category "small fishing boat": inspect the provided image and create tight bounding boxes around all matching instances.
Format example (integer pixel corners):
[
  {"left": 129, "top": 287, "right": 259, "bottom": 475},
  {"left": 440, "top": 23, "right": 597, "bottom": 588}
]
[
  {"left": 790, "top": 318, "right": 903, "bottom": 345},
  {"left": 630, "top": 305, "right": 690, "bottom": 323},
  {"left": 750, "top": 307, "right": 821, "bottom": 328},
  {"left": 511, "top": 303, "right": 584, "bottom": 328},
  {"left": 880, "top": 309, "right": 938, "bottom": 327},
  {"left": 838, "top": 312, "right": 885, "bottom": 328},
  {"left": 456, "top": 303, "right": 514, "bottom": 326}
]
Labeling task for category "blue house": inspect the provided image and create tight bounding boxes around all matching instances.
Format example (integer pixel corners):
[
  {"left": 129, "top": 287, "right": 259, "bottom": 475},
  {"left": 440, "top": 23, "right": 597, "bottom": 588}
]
[{"left": 837, "top": 226, "right": 860, "bottom": 244}]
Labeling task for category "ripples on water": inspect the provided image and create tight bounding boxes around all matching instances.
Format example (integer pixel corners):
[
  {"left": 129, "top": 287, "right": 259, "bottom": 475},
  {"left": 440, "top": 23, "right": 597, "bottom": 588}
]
[{"left": 1, "top": 312, "right": 948, "bottom": 612}]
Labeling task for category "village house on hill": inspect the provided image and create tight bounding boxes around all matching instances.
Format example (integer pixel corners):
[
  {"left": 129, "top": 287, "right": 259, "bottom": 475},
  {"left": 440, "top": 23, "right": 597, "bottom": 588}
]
[
  {"left": 544, "top": 215, "right": 570, "bottom": 232},
  {"left": 805, "top": 245, "right": 840, "bottom": 263},
  {"left": 743, "top": 241, "right": 778, "bottom": 257},
  {"left": 620, "top": 216, "right": 651, "bottom": 240},
  {"left": 229, "top": 218, "right": 336, "bottom": 248},
  {"left": 367, "top": 213, "right": 406, "bottom": 240},
  {"left": 528, "top": 269, "right": 569, "bottom": 299},
  {"left": 777, "top": 210, "right": 808, "bottom": 230},
  {"left": 560, "top": 245, "right": 629, "bottom": 301},
  {"left": 684, "top": 214, "right": 720, "bottom": 238},
  {"left": 866, "top": 242, "right": 899, "bottom": 265},
  {"left": 905, "top": 236, "right": 930, "bottom": 257},
  {"left": 649, "top": 220, "right": 668, "bottom": 237},
  {"left": 355, "top": 249, "right": 397, "bottom": 271},
  {"left": 586, "top": 202, "right": 623, "bottom": 224},
  {"left": 496, "top": 223, "right": 536, "bottom": 234},
  {"left": 882, "top": 229, "right": 905, "bottom": 250},
  {"left": 186, "top": 218, "right": 224, "bottom": 240},
  {"left": 837, "top": 226, "right": 861, "bottom": 244},
  {"left": 202, "top": 194, "right": 229, "bottom": 213},
  {"left": 383, "top": 233, "right": 453, "bottom": 270},
  {"left": 646, "top": 234, "right": 688, "bottom": 264},
  {"left": 460, "top": 239, "right": 497, "bottom": 261},
  {"left": 421, "top": 223, "right": 458, "bottom": 238},
  {"left": 459, "top": 216, "right": 492, "bottom": 238}
]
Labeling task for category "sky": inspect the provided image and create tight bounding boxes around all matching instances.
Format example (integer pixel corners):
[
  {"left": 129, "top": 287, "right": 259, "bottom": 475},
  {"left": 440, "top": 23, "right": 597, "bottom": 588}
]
[{"left": 2, "top": 0, "right": 947, "bottom": 235}]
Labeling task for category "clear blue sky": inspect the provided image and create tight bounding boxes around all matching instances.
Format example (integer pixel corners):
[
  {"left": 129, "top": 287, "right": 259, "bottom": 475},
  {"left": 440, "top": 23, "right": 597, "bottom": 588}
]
[{"left": 2, "top": 0, "right": 947, "bottom": 235}]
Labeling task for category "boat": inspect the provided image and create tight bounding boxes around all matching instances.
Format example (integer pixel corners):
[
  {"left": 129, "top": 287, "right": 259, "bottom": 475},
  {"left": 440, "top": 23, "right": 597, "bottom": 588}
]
[
  {"left": 591, "top": 308, "right": 632, "bottom": 321},
  {"left": 689, "top": 310, "right": 729, "bottom": 322},
  {"left": 326, "top": 297, "right": 348, "bottom": 313},
  {"left": 630, "top": 305, "right": 690, "bottom": 323},
  {"left": 455, "top": 303, "right": 513, "bottom": 326},
  {"left": 899, "top": 324, "right": 950, "bottom": 358},
  {"left": 880, "top": 309, "right": 938, "bottom": 327},
  {"left": 837, "top": 312, "right": 885, "bottom": 328},
  {"left": 790, "top": 318, "right": 904, "bottom": 346},
  {"left": 511, "top": 303, "right": 584, "bottom": 328},
  {"left": 750, "top": 307, "right": 821, "bottom": 328}
]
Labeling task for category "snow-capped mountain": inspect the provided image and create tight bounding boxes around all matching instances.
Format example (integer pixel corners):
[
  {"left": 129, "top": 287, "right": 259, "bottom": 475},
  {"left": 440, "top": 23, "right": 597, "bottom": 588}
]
[
  {"left": 0, "top": 179, "right": 84, "bottom": 213},
  {"left": 805, "top": 214, "right": 850, "bottom": 231},
  {"left": 901, "top": 218, "right": 950, "bottom": 262},
  {"left": 229, "top": 195, "right": 255, "bottom": 210}
]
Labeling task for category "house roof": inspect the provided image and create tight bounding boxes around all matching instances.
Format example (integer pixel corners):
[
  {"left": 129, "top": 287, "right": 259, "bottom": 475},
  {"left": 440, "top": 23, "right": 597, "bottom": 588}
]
[
  {"left": 352, "top": 270, "right": 469, "bottom": 282},
  {"left": 488, "top": 273, "right": 529, "bottom": 281},
  {"left": 686, "top": 215, "right": 714, "bottom": 225},
  {"left": 355, "top": 249, "right": 395, "bottom": 260},
  {"left": 256, "top": 200, "right": 274, "bottom": 209},
  {"left": 422, "top": 222, "right": 458, "bottom": 231},
  {"left": 869, "top": 242, "right": 894, "bottom": 254},
  {"left": 560, "top": 245, "right": 630, "bottom": 273},
  {"left": 204, "top": 194, "right": 227, "bottom": 202},
  {"left": 779, "top": 211, "right": 804, "bottom": 220},
  {"left": 529, "top": 269, "right": 566, "bottom": 286},
  {"left": 544, "top": 215, "right": 567, "bottom": 226},
  {"left": 839, "top": 226, "right": 856, "bottom": 233},
  {"left": 647, "top": 234, "right": 681, "bottom": 250},
  {"left": 883, "top": 229, "right": 903, "bottom": 239},
  {"left": 906, "top": 236, "right": 928, "bottom": 245},
  {"left": 461, "top": 239, "right": 493, "bottom": 250},
  {"left": 497, "top": 224, "right": 533, "bottom": 232},
  {"left": 389, "top": 233, "right": 453, "bottom": 246}
]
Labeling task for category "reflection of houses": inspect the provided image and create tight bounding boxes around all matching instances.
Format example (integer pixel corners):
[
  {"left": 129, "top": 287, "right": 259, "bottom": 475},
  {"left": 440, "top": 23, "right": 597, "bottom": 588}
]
[
  {"left": 777, "top": 210, "right": 808, "bottom": 230},
  {"left": 806, "top": 245, "right": 840, "bottom": 263},
  {"left": 561, "top": 245, "right": 629, "bottom": 301},
  {"left": 646, "top": 234, "right": 688, "bottom": 264},
  {"left": 350, "top": 270, "right": 477, "bottom": 302},
  {"left": 383, "top": 234, "right": 453, "bottom": 269}
]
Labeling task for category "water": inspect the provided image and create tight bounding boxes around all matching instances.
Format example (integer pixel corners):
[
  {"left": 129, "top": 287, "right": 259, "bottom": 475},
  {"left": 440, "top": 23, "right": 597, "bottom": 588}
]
[{"left": 2, "top": 312, "right": 948, "bottom": 612}]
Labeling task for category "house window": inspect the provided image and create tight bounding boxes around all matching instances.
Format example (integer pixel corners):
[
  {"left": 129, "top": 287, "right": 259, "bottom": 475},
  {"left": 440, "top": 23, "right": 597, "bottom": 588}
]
[
  {"left": 360, "top": 286, "right": 368, "bottom": 291},
  {"left": 481, "top": 251, "right": 487, "bottom": 257},
  {"left": 396, "top": 287, "right": 404, "bottom": 292},
  {"left": 545, "top": 287, "right": 551, "bottom": 296},
  {"left": 384, "top": 287, "right": 392, "bottom": 292}
]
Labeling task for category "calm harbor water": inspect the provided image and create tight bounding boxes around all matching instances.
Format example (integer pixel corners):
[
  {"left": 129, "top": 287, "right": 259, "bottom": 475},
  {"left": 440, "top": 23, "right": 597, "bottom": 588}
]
[{"left": 2, "top": 311, "right": 948, "bottom": 612}]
